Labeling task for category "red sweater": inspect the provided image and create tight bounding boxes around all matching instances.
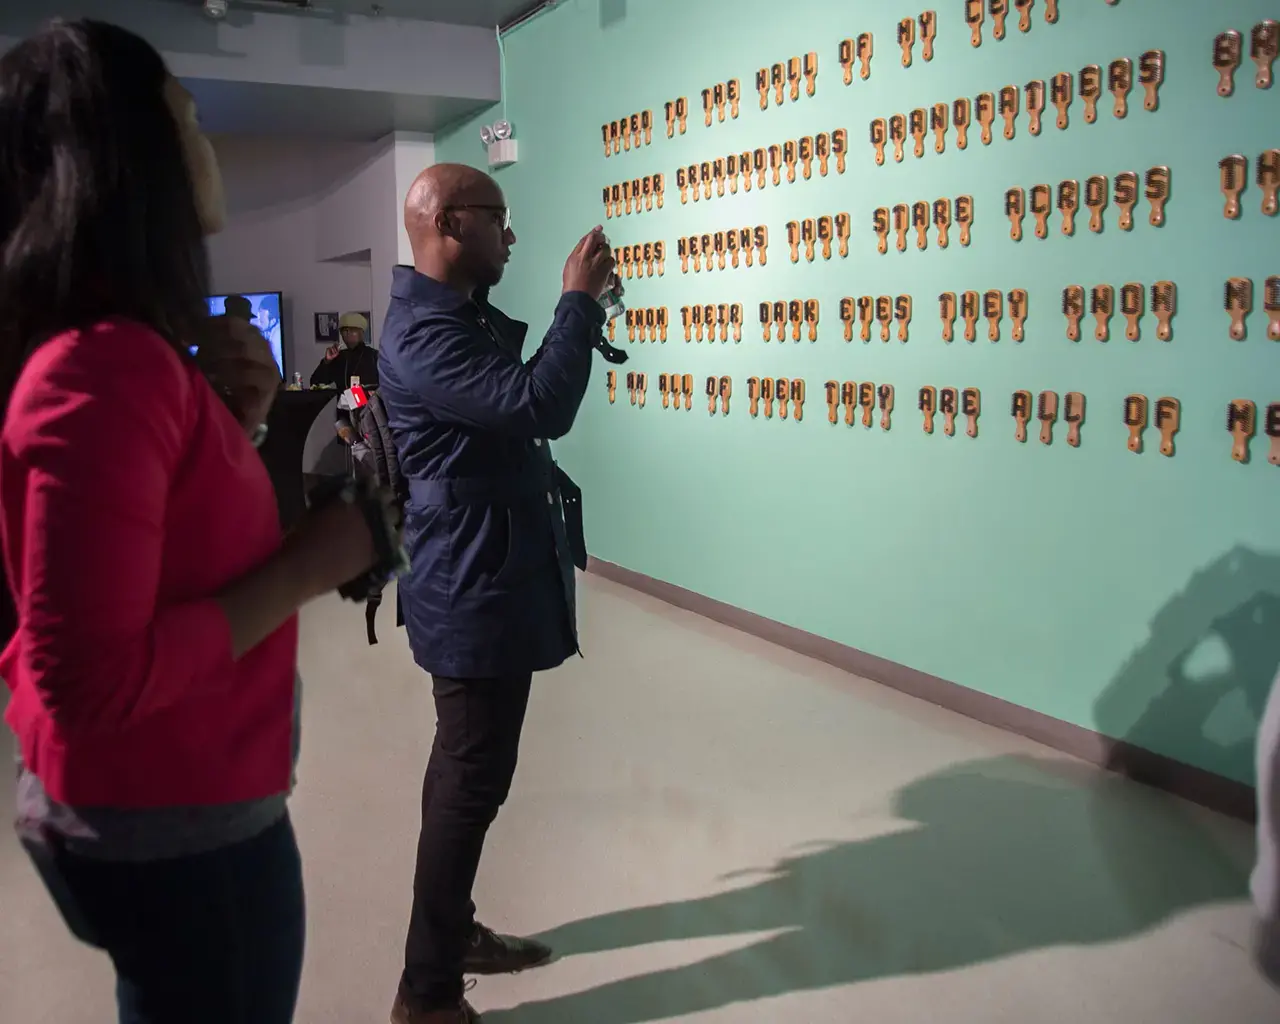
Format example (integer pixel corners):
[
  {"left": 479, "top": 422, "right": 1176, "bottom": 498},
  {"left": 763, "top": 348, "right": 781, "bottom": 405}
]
[{"left": 0, "top": 319, "right": 298, "bottom": 808}]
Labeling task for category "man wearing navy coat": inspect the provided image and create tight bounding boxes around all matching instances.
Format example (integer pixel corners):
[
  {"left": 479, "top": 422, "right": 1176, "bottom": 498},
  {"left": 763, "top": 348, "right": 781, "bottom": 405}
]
[{"left": 378, "top": 163, "right": 616, "bottom": 1024}]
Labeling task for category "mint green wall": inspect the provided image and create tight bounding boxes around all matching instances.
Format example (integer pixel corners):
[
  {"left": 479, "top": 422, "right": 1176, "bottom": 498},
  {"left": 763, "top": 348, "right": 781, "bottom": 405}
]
[{"left": 436, "top": 0, "right": 1280, "bottom": 785}]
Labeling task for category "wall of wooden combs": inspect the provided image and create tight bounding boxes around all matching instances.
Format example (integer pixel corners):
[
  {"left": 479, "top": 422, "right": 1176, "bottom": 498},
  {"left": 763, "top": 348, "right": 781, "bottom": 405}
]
[{"left": 439, "top": 0, "right": 1280, "bottom": 782}]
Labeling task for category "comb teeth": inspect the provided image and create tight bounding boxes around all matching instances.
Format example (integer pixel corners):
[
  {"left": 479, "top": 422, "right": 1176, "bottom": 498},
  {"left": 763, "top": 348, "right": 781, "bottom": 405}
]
[
  {"left": 1091, "top": 288, "right": 1112, "bottom": 314},
  {"left": 1221, "top": 155, "right": 1245, "bottom": 187},
  {"left": 1058, "top": 182, "right": 1077, "bottom": 208},
  {"left": 1267, "top": 277, "right": 1280, "bottom": 310},
  {"left": 1145, "top": 167, "right": 1169, "bottom": 197},
  {"left": 1038, "top": 392, "right": 1049, "bottom": 416}
]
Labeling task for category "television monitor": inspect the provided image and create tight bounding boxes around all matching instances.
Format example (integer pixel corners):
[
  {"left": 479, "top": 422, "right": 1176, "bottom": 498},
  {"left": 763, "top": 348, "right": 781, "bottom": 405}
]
[{"left": 206, "top": 292, "right": 286, "bottom": 378}]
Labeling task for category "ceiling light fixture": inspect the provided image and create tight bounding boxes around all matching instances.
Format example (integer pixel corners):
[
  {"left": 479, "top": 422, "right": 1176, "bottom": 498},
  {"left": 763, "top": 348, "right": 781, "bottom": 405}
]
[{"left": 203, "top": 0, "right": 229, "bottom": 18}]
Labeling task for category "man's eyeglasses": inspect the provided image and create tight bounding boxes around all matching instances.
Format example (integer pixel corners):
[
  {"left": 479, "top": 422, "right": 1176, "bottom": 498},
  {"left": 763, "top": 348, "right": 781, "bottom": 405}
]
[{"left": 445, "top": 204, "right": 512, "bottom": 231}]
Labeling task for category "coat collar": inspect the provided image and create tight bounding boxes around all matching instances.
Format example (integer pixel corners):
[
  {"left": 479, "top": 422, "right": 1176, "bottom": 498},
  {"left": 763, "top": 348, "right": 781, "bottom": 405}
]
[{"left": 391, "top": 265, "right": 528, "bottom": 353}]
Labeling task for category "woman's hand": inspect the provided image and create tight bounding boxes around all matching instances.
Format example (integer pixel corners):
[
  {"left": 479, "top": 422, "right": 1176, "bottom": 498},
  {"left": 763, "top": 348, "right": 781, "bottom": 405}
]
[{"left": 195, "top": 315, "right": 281, "bottom": 434}]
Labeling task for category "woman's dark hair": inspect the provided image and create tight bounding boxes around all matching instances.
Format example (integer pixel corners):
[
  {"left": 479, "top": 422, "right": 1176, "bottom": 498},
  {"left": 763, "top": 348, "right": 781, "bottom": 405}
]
[{"left": 0, "top": 19, "right": 211, "bottom": 403}]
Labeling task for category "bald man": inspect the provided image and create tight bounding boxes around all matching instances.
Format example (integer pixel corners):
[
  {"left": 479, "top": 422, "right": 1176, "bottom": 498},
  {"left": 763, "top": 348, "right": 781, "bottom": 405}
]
[{"left": 378, "top": 164, "right": 615, "bottom": 1024}]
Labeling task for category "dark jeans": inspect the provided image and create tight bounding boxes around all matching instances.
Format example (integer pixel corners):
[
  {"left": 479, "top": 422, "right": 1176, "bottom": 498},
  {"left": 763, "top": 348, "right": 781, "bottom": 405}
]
[
  {"left": 56, "top": 814, "right": 306, "bottom": 1024},
  {"left": 402, "top": 672, "right": 533, "bottom": 1009}
]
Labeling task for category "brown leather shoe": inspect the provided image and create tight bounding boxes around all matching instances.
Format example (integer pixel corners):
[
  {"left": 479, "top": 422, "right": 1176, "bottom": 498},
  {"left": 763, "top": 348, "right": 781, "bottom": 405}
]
[{"left": 390, "top": 995, "right": 481, "bottom": 1024}]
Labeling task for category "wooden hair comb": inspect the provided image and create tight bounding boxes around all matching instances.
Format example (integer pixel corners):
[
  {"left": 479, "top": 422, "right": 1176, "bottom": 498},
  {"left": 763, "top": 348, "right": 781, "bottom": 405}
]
[
  {"left": 896, "top": 203, "right": 916, "bottom": 250},
  {"left": 896, "top": 295, "right": 913, "bottom": 342},
  {"left": 1154, "top": 397, "right": 1179, "bottom": 456},
  {"left": 1139, "top": 50, "right": 1165, "bottom": 110},
  {"left": 858, "top": 296, "right": 874, "bottom": 342},
  {"left": 889, "top": 113, "right": 907, "bottom": 163},
  {"left": 839, "top": 297, "right": 855, "bottom": 342},
  {"left": 1215, "top": 30, "right": 1243, "bottom": 97},
  {"left": 1026, "top": 79, "right": 1045, "bottom": 135},
  {"left": 791, "top": 379, "right": 806, "bottom": 421},
  {"left": 835, "top": 211, "right": 851, "bottom": 257},
  {"left": 1226, "top": 277, "right": 1252, "bottom": 340},
  {"left": 872, "top": 115, "right": 889, "bottom": 165},
  {"left": 1228, "top": 399, "right": 1256, "bottom": 462},
  {"left": 940, "top": 387, "right": 958, "bottom": 436},
  {"left": 1266, "top": 401, "right": 1280, "bottom": 465},
  {"left": 1011, "top": 389, "right": 1032, "bottom": 442},
  {"left": 919, "top": 385, "right": 938, "bottom": 433},
  {"left": 606, "top": 370, "right": 617, "bottom": 404},
  {"left": 1091, "top": 284, "right": 1114, "bottom": 341},
  {"left": 921, "top": 11, "right": 937, "bottom": 60},
  {"left": 859, "top": 381, "right": 877, "bottom": 427},
  {"left": 1151, "top": 280, "right": 1176, "bottom": 341},
  {"left": 818, "top": 215, "right": 834, "bottom": 260},
  {"left": 788, "top": 299, "right": 803, "bottom": 341},
  {"left": 911, "top": 108, "right": 928, "bottom": 158},
  {"left": 999, "top": 85, "right": 1019, "bottom": 139},
  {"left": 1266, "top": 275, "right": 1280, "bottom": 341},
  {"left": 965, "top": 0, "right": 985, "bottom": 47},
  {"left": 761, "top": 376, "right": 775, "bottom": 418},
  {"left": 913, "top": 202, "right": 930, "bottom": 250},
  {"left": 1038, "top": 390, "right": 1058, "bottom": 444},
  {"left": 833, "top": 128, "right": 849, "bottom": 173},
  {"left": 815, "top": 133, "right": 831, "bottom": 176},
  {"left": 899, "top": 16, "right": 916, "bottom": 67},
  {"left": 878, "top": 384, "right": 895, "bottom": 431},
  {"left": 954, "top": 97, "right": 972, "bottom": 149},
  {"left": 932, "top": 102, "right": 949, "bottom": 153},
  {"left": 1030, "top": 184, "right": 1052, "bottom": 239},
  {"left": 857, "top": 33, "right": 874, "bottom": 81},
  {"left": 776, "top": 376, "right": 790, "bottom": 419},
  {"left": 772, "top": 300, "right": 787, "bottom": 342},
  {"left": 1009, "top": 289, "right": 1028, "bottom": 342},
  {"left": 635, "top": 372, "right": 647, "bottom": 408},
  {"left": 962, "top": 387, "right": 981, "bottom": 437},
  {"left": 874, "top": 207, "right": 891, "bottom": 254},
  {"left": 1123, "top": 393, "right": 1148, "bottom": 452},
  {"left": 803, "top": 53, "right": 818, "bottom": 97},
  {"left": 1221, "top": 154, "right": 1248, "bottom": 218},
  {"left": 1085, "top": 175, "right": 1108, "bottom": 233},
  {"left": 876, "top": 295, "right": 894, "bottom": 342},
  {"left": 1108, "top": 58, "right": 1133, "bottom": 118},
  {"left": 705, "top": 375, "right": 718, "bottom": 415},
  {"left": 748, "top": 376, "right": 761, "bottom": 417},
  {"left": 1064, "top": 391, "right": 1085, "bottom": 448},
  {"left": 1051, "top": 72, "right": 1073, "bottom": 130},
  {"left": 1114, "top": 171, "right": 1138, "bottom": 231},
  {"left": 842, "top": 380, "right": 857, "bottom": 426},
  {"left": 803, "top": 299, "right": 819, "bottom": 342},
  {"left": 990, "top": 0, "right": 1009, "bottom": 41},
  {"left": 984, "top": 289, "right": 1004, "bottom": 341},
  {"left": 934, "top": 198, "right": 952, "bottom": 248},
  {"left": 1006, "top": 186, "right": 1026, "bottom": 241},
  {"left": 961, "top": 290, "right": 980, "bottom": 342},
  {"left": 940, "top": 291, "right": 958, "bottom": 342},
  {"left": 956, "top": 195, "right": 974, "bottom": 246},
  {"left": 825, "top": 380, "right": 840, "bottom": 423},
  {"left": 1058, "top": 178, "right": 1078, "bottom": 235},
  {"left": 1120, "top": 283, "right": 1144, "bottom": 341},
  {"left": 1146, "top": 166, "right": 1170, "bottom": 226},
  {"left": 1080, "top": 64, "right": 1102, "bottom": 123},
  {"left": 1045, "top": 0, "right": 1057, "bottom": 23},
  {"left": 719, "top": 376, "right": 732, "bottom": 415},
  {"left": 799, "top": 136, "right": 814, "bottom": 179},
  {"left": 1258, "top": 150, "right": 1280, "bottom": 215},
  {"left": 783, "top": 141, "right": 798, "bottom": 184},
  {"left": 976, "top": 91, "right": 995, "bottom": 145},
  {"left": 1255, "top": 21, "right": 1280, "bottom": 89},
  {"left": 1014, "top": 0, "right": 1033, "bottom": 33},
  {"left": 1063, "top": 284, "right": 1085, "bottom": 341}
]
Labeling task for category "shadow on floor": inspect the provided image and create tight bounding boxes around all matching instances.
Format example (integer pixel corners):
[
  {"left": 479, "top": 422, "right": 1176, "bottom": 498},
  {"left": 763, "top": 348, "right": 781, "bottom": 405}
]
[
  {"left": 1095, "top": 545, "right": 1280, "bottom": 797},
  {"left": 487, "top": 752, "right": 1247, "bottom": 1023}
]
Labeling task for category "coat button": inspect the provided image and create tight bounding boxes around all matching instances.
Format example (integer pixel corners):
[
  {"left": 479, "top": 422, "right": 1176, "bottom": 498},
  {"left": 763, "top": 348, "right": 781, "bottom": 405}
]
[
  {"left": 546, "top": 492, "right": 554, "bottom": 505},
  {"left": 533, "top": 438, "right": 543, "bottom": 446}
]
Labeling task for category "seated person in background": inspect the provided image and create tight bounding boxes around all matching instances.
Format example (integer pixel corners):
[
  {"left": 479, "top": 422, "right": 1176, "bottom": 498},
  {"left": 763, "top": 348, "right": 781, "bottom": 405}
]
[
  {"left": 312, "top": 312, "right": 380, "bottom": 476},
  {"left": 223, "top": 293, "right": 254, "bottom": 322}
]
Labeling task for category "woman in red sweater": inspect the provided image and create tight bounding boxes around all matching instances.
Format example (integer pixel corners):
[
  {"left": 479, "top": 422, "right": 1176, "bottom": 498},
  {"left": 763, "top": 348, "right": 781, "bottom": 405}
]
[{"left": 0, "top": 20, "right": 380, "bottom": 1024}]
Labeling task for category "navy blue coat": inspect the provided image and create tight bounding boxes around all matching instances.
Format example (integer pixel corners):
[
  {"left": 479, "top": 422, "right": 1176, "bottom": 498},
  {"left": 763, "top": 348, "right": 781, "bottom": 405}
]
[{"left": 377, "top": 266, "right": 604, "bottom": 678}]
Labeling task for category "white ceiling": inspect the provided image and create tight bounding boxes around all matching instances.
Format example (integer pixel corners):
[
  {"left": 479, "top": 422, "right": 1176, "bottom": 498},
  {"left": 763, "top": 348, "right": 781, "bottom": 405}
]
[{"left": 164, "top": 0, "right": 546, "bottom": 27}]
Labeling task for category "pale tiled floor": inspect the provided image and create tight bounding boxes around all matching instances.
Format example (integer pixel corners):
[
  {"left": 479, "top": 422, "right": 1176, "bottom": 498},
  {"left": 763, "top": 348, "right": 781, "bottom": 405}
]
[{"left": 2, "top": 573, "right": 1278, "bottom": 1023}]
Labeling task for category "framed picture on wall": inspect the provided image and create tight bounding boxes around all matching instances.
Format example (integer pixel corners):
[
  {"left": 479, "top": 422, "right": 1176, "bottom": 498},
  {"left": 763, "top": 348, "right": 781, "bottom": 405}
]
[{"left": 315, "top": 311, "right": 340, "bottom": 343}]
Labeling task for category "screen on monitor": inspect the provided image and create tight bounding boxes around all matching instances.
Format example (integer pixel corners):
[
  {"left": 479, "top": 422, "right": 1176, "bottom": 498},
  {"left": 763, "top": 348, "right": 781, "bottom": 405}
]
[{"left": 206, "top": 292, "right": 286, "bottom": 378}]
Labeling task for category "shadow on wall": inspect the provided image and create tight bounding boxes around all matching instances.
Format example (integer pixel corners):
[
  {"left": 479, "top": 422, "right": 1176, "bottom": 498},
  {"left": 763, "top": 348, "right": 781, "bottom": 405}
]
[
  {"left": 487, "top": 753, "right": 1248, "bottom": 1023},
  {"left": 1094, "top": 545, "right": 1280, "bottom": 800}
]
